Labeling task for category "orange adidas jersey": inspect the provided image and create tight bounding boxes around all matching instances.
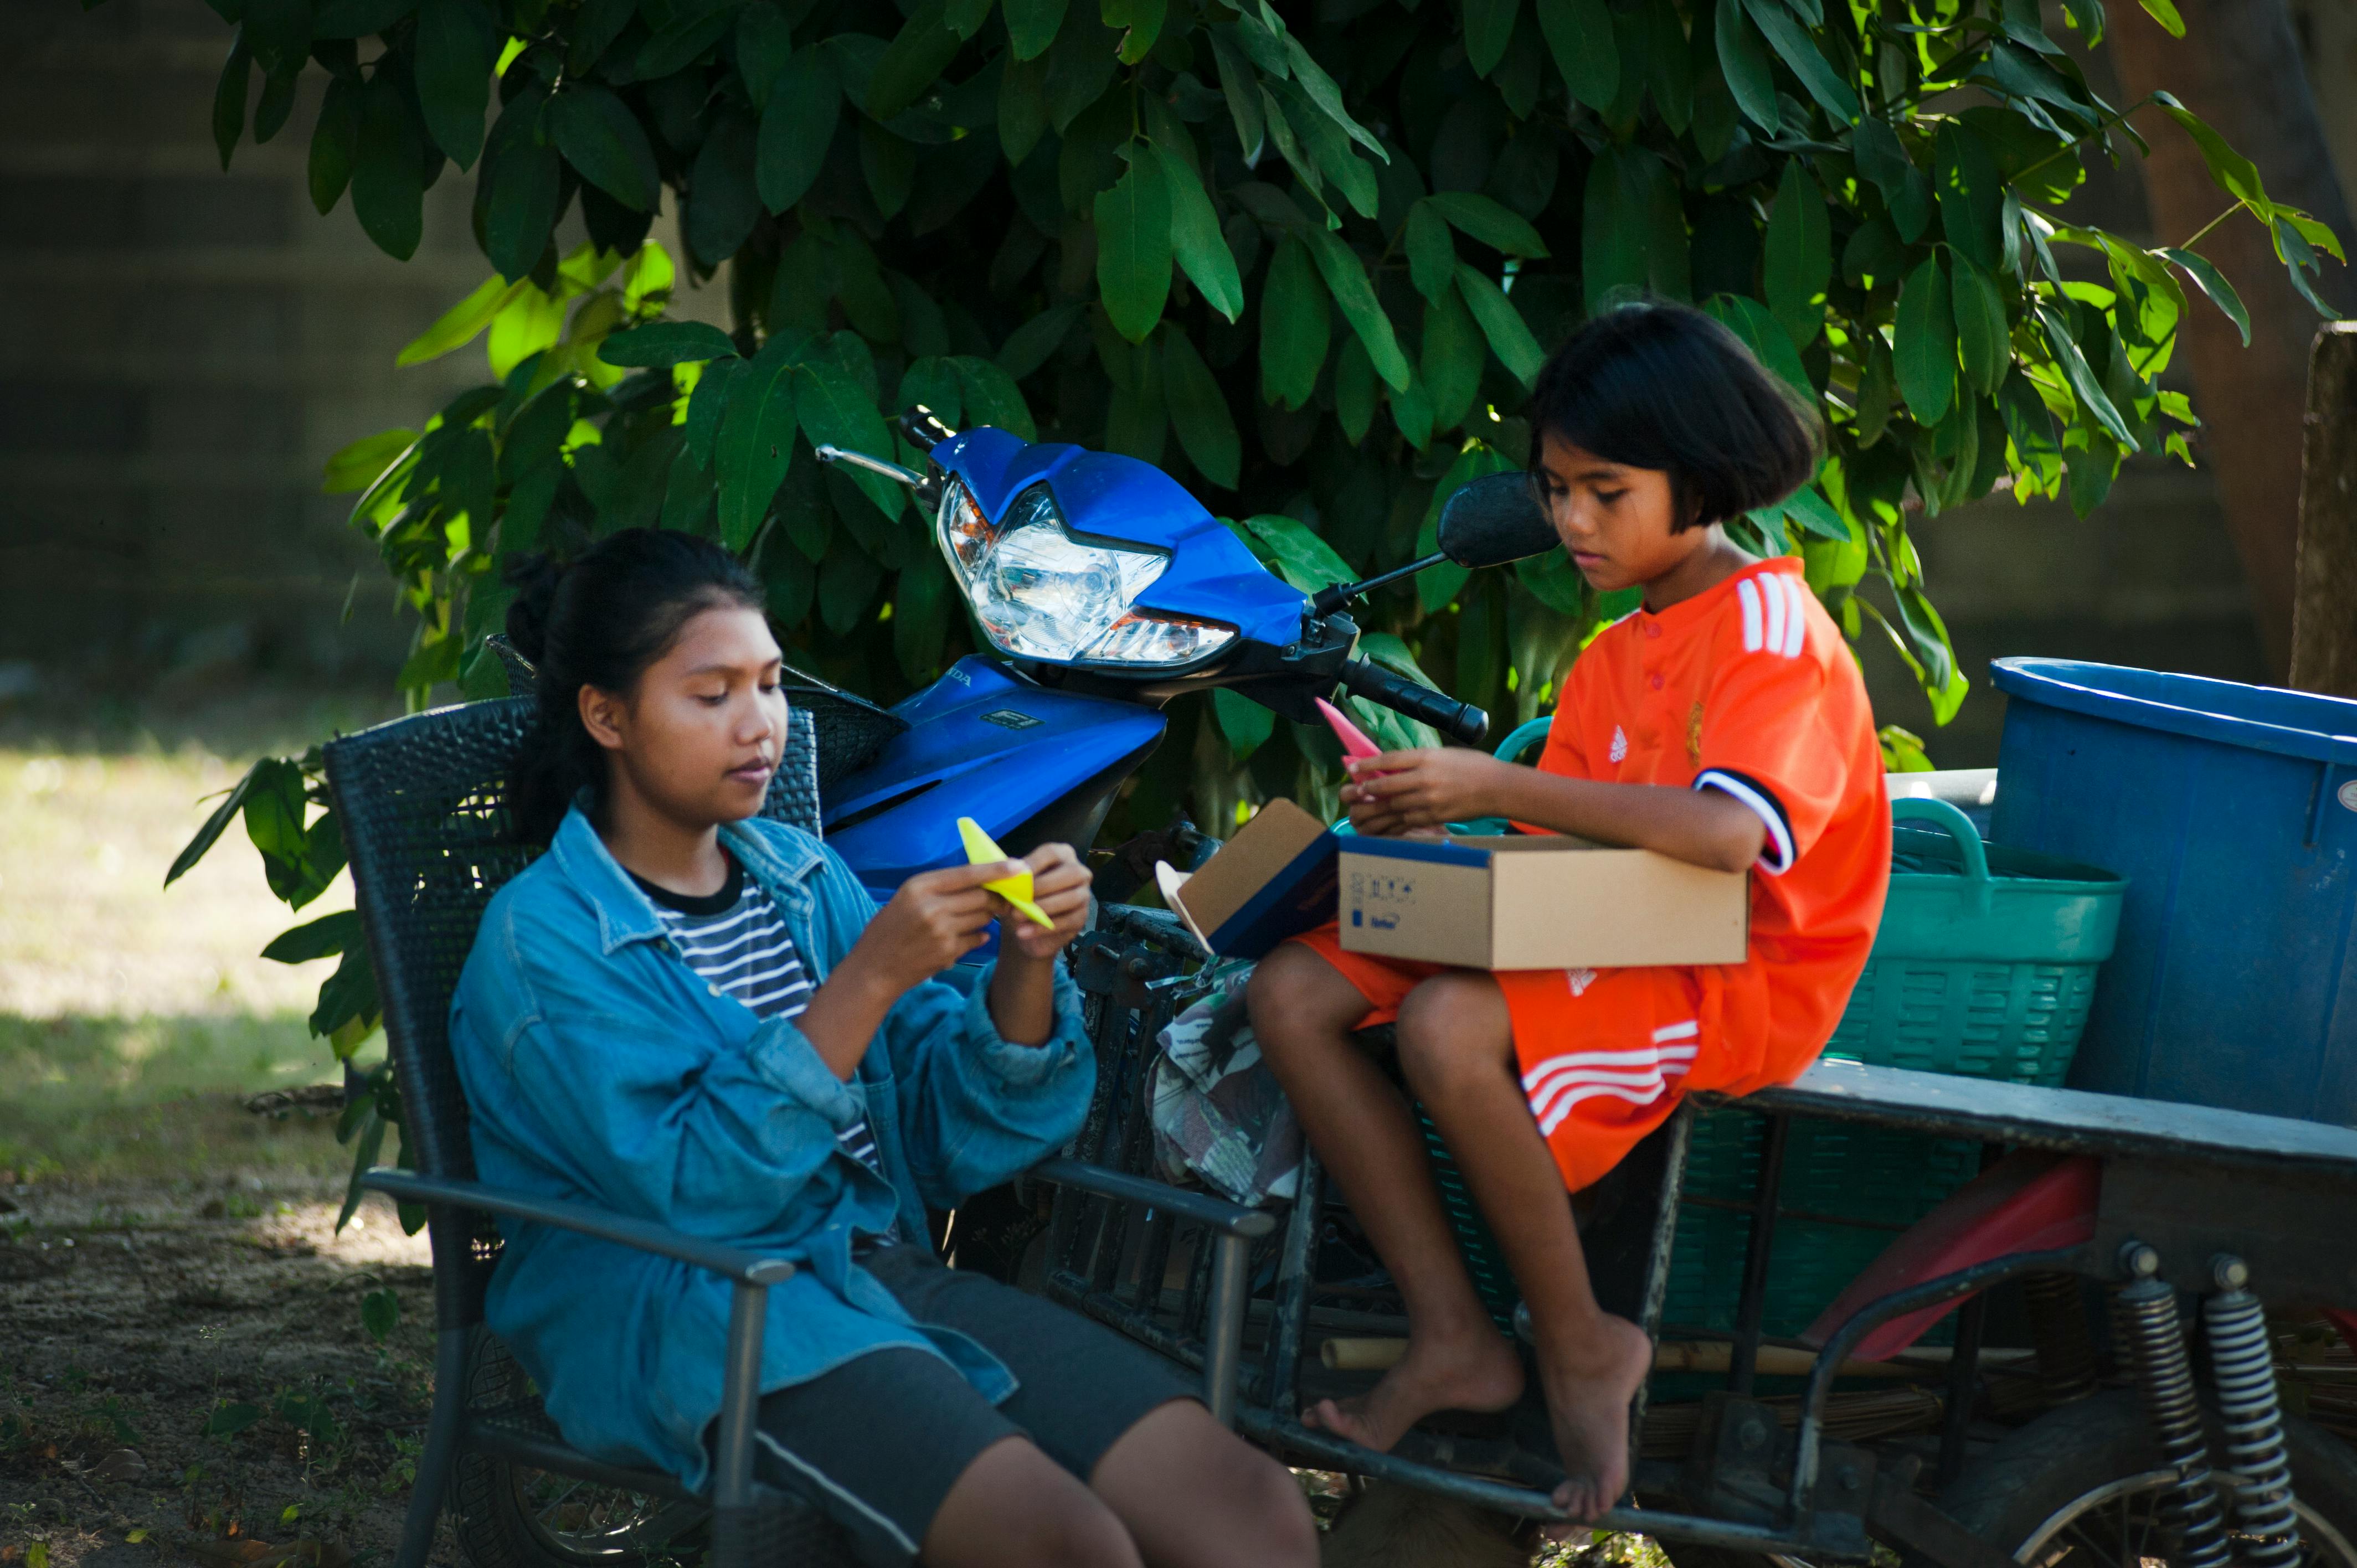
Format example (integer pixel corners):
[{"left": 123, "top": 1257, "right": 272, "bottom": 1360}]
[{"left": 1524, "top": 556, "right": 1891, "bottom": 1092}]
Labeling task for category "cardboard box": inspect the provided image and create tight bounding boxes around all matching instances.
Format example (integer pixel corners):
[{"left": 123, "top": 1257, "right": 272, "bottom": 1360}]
[
  {"left": 1337, "top": 834, "right": 1748, "bottom": 969},
  {"left": 1159, "top": 798, "right": 1340, "bottom": 958}
]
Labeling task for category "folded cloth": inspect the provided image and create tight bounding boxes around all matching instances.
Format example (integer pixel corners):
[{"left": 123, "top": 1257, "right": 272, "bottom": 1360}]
[{"left": 1149, "top": 960, "right": 1301, "bottom": 1208}]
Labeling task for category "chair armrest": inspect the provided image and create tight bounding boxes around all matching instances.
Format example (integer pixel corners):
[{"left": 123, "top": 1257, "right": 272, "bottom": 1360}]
[
  {"left": 1028, "top": 1158, "right": 1279, "bottom": 1239},
  {"left": 361, "top": 1169, "right": 795, "bottom": 1286}
]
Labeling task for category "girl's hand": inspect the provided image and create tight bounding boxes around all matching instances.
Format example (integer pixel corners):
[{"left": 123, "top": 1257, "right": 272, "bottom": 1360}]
[
  {"left": 996, "top": 843, "right": 1092, "bottom": 962},
  {"left": 852, "top": 861, "right": 1013, "bottom": 993},
  {"left": 1341, "top": 748, "right": 1514, "bottom": 834}
]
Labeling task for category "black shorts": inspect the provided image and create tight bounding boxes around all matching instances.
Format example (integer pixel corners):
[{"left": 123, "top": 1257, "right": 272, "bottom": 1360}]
[{"left": 721, "top": 1244, "right": 1199, "bottom": 1566}]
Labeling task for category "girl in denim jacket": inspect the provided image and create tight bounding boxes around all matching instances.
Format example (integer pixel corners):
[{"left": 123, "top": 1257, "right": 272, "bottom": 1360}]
[{"left": 450, "top": 529, "right": 1313, "bottom": 1568}]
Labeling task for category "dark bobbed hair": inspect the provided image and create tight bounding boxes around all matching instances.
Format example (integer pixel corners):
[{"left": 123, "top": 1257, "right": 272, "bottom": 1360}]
[
  {"left": 1527, "top": 300, "right": 1823, "bottom": 532},
  {"left": 504, "top": 528, "right": 766, "bottom": 845}
]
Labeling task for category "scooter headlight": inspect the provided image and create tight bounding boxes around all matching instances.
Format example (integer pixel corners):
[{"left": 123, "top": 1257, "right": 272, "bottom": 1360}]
[{"left": 935, "top": 478, "right": 1237, "bottom": 667}]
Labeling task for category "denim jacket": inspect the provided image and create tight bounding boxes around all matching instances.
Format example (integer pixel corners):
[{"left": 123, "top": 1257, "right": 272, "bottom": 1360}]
[{"left": 447, "top": 807, "right": 1095, "bottom": 1491}]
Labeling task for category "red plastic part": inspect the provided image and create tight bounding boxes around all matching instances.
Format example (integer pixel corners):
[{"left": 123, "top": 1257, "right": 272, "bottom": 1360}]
[
  {"left": 1799, "top": 1151, "right": 2101, "bottom": 1362},
  {"left": 2324, "top": 1307, "right": 2357, "bottom": 1355}
]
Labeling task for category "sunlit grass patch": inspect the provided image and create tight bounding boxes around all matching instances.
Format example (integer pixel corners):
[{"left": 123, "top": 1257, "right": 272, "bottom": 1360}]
[{"left": 0, "top": 1013, "right": 373, "bottom": 1185}]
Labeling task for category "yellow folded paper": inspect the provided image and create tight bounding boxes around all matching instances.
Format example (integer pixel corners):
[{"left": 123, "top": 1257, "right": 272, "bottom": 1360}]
[{"left": 956, "top": 817, "right": 1056, "bottom": 928}]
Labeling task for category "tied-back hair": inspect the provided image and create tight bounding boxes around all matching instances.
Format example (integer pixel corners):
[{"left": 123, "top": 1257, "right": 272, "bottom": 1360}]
[
  {"left": 503, "top": 528, "right": 766, "bottom": 846},
  {"left": 1529, "top": 300, "right": 1823, "bottom": 530}
]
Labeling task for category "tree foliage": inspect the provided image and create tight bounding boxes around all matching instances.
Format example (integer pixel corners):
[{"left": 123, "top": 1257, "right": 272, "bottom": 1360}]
[{"left": 145, "top": 0, "right": 2337, "bottom": 1194}]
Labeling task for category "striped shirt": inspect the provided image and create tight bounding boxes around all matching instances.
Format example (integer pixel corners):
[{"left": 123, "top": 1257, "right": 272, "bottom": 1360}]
[{"left": 631, "top": 855, "right": 894, "bottom": 1230}]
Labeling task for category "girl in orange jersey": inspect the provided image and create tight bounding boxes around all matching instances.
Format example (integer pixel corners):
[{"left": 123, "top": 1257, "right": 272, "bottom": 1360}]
[{"left": 1249, "top": 301, "right": 1891, "bottom": 1525}]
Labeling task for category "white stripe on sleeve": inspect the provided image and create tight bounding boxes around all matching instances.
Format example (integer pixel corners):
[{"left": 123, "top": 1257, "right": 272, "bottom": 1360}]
[
  {"left": 1737, "top": 577, "right": 1763, "bottom": 652},
  {"left": 1761, "top": 570, "right": 1787, "bottom": 657},
  {"left": 1780, "top": 575, "right": 1808, "bottom": 658},
  {"left": 1695, "top": 768, "right": 1794, "bottom": 873}
]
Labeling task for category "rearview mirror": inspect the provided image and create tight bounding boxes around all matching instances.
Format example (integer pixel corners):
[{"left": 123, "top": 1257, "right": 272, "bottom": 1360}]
[{"left": 1438, "top": 472, "right": 1556, "bottom": 569}]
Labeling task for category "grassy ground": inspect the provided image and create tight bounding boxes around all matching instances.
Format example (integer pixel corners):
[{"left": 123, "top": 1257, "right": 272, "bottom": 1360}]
[{"left": 0, "top": 687, "right": 446, "bottom": 1568}]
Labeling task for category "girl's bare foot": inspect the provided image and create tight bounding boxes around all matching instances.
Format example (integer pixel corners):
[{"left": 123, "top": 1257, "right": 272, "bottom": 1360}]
[
  {"left": 1303, "top": 1318, "right": 1525, "bottom": 1453},
  {"left": 1537, "top": 1313, "right": 1654, "bottom": 1524}
]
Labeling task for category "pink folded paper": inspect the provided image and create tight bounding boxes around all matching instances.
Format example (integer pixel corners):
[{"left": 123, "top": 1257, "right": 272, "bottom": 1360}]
[{"left": 1314, "top": 696, "right": 1386, "bottom": 770}]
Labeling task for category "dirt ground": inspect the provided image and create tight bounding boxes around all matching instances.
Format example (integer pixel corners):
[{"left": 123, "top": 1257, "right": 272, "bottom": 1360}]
[{"left": 1, "top": 1174, "right": 443, "bottom": 1568}]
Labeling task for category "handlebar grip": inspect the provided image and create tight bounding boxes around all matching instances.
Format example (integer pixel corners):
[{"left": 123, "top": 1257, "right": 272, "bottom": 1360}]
[{"left": 1336, "top": 659, "right": 1489, "bottom": 746}]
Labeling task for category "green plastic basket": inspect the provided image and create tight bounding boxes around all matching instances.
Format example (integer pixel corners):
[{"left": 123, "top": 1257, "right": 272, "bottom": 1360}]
[{"left": 1661, "top": 797, "right": 2126, "bottom": 1339}]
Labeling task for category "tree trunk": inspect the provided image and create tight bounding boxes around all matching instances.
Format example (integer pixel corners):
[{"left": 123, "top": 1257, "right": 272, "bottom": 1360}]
[
  {"left": 2107, "top": 0, "right": 2356, "bottom": 679},
  {"left": 2292, "top": 322, "right": 2357, "bottom": 695}
]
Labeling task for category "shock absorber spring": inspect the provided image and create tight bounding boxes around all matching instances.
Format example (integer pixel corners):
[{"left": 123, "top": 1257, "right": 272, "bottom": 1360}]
[
  {"left": 2204, "top": 1255, "right": 2302, "bottom": 1567},
  {"left": 2024, "top": 1270, "right": 2098, "bottom": 1406},
  {"left": 2117, "top": 1241, "right": 2232, "bottom": 1568}
]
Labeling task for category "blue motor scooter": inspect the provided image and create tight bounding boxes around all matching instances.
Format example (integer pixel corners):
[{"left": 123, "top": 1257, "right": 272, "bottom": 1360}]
[{"left": 807, "top": 408, "right": 1560, "bottom": 907}]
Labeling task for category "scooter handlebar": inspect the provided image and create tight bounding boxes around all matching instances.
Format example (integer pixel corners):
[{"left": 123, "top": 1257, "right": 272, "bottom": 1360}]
[{"left": 1335, "top": 659, "right": 1489, "bottom": 747}]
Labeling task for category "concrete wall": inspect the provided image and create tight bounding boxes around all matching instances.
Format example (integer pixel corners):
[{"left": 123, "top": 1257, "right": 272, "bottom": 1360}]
[{"left": 0, "top": 0, "right": 725, "bottom": 694}]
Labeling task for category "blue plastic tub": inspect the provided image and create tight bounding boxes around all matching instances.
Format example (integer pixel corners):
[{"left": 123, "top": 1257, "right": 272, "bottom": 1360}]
[{"left": 1989, "top": 658, "right": 2357, "bottom": 1124}]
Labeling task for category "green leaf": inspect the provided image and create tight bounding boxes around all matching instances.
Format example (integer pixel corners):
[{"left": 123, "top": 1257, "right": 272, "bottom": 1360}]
[
  {"left": 1580, "top": 143, "right": 1689, "bottom": 311},
  {"left": 2033, "top": 304, "right": 2136, "bottom": 446},
  {"left": 1306, "top": 229, "right": 1411, "bottom": 393},
  {"left": 1276, "top": 76, "right": 1378, "bottom": 220},
  {"left": 1206, "top": 29, "right": 1267, "bottom": 164},
  {"left": 738, "top": 3, "right": 796, "bottom": 105},
  {"left": 1096, "top": 149, "right": 1174, "bottom": 344},
  {"left": 1404, "top": 202, "right": 1457, "bottom": 307},
  {"left": 397, "top": 275, "right": 519, "bottom": 367},
  {"left": 414, "top": 0, "right": 493, "bottom": 169},
  {"left": 309, "top": 71, "right": 362, "bottom": 213},
  {"left": 1951, "top": 254, "right": 2009, "bottom": 397},
  {"left": 1212, "top": 688, "right": 1277, "bottom": 761},
  {"left": 1712, "top": 0, "right": 1776, "bottom": 130},
  {"left": 1335, "top": 336, "right": 1377, "bottom": 444},
  {"left": 1004, "top": 0, "right": 1068, "bottom": 59},
  {"left": 819, "top": 538, "right": 886, "bottom": 634},
  {"left": 553, "top": 84, "right": 660, "bottom": 212},
  {"left": 798, "top": 353, "right": 905, "bottom": 518},
  {"left": 1259, "top": 235, "right": 1330, "bottom": 410},
  {"left": 953, "top": 356, "right": 1038, "bottom": 440},
  {"left": 1105, "top": 0, "right": 1168, "bottom": 63},
  {"left": 600, "top": 321, "right": 740, "bottom": 368},
  {"left": 1155, "top": 142, "right": 1244, "bottom": 322},
  {"left": 1162, "top": 331, "right": 1240, "bottom": 488},
  {"left": 1427, "top": 191, "right": 1550, "bottom": 259},
  {"left": 167, "top": 761, "right": 271, "bottom": 888},
  {"left": 893, "top": 549, "right": 954, "bottom": 682},
  {"left": 1854, "top": 334, "right": 1895, "bottom": 445},
  {"left": 688, "top": 112, "right": 761, "bottom": 269},
  {"left": 322, "top": 427, "right": 416, "bottom": 493},
  {"left": 1894, "top": 255, "right": 1957, "bottom": 426},
  {"left": 1934, "top": 122, "right": 2005, "bottom": 271},
  {"left": 1540, "top": 0, "right": 1620, "bottom": 111},
  {"left": 483, "top": 104, "right": 559, "bottom": 281},
  {"left": 997, "top": 303, "right": 1083, "bottom": 380},
  {"left": 1704, "top": 293, "right": 1813, "bottom": 397},
  {"left": 716, "top": 332, "right": 804, "bottom": 551},
  {"left": 1274, "top": 21, "right": 1387, "bottom": 163},
  {"left": 870, "top": 0, "right": 963, "bottom": 120},
  {"left": 2137, "top": 0, "right": 2185, "bottom": 35},
  {"left": 213, "top": 26, "right": 254, "bottom": 171},
  {"left": 351, "top": 66, "right": 425, "bottom": 260},
  {"left": 1454, "top": 263, "right": 1545, "bottom": 387},
  {"left": 1390, "top": 368, "right": 1436, "bottom": 451},
  {"left": 757, "top": 51, "right": 841, "bottom": 213},
  {"left": 1763, "top": 159, "right": 1831, "bottom": 347},
  {"left": 1738, "top": 0, "right": 1857, "bottom": 122},
  {"left": 2155, "top": 100, "right": 2267, "bottom": 207},
  {"left": 636, "top": 7, "right": 736, "bottom": 78},
  {"left": 2159, "top": 247, "right": 2251, "bottom": 345},
  {"left": 262, "top": 910, "right": 360, "bottom": 964},
  {"left": 1464, "top": 0, "right": 1521, "bottom": 77},
  {"left": 1244, "top": 514, "right": 1356, "bottom": 593},
  {"left": 361, "top": 1286, "right": 402, "bottom": 1342},
  {"left": 945, "top": 0, "right": 996, "bottom": 38},
  {"left": 1422, "top": 284, "right": 1485, "bottom": 433}
]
